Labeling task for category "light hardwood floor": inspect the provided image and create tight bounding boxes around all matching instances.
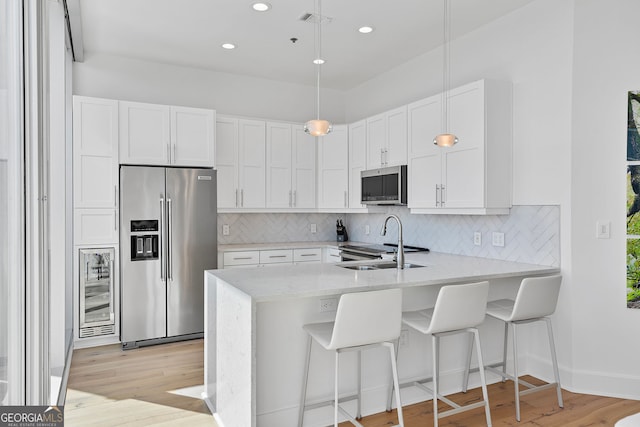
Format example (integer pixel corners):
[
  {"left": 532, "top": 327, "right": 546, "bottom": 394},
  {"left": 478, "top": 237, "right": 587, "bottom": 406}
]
[{"left": 65, "top": 339, "right": 640, "bottom": 426}]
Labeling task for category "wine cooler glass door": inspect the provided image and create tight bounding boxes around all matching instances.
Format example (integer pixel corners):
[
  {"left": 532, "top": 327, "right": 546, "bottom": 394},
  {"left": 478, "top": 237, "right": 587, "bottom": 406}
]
[{"left": 79, "top": 248, "right": 115, "bottom": 329}]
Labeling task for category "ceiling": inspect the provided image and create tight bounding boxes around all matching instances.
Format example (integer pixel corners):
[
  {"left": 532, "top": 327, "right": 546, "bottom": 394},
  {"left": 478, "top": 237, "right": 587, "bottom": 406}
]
[{"left": 70, "top": 0, "right": 535, "bottom": 91}]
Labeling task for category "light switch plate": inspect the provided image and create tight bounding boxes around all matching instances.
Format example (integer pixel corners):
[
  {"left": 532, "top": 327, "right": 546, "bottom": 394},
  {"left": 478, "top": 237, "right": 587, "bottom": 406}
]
[
  {"left": 222, "top": 224, "right": 230, "bottom": 236},
  {"left": 474, "top": 232, "right": 482, "bottom": 246},
  {"left": 492, "top": 232, "right": 505, "bottom": 247},
  {"left": 596, "top": 220, "right": 611, "bottom": 239},
  {"left": 310, "top": 223, "right": 317, "bottom": 233}
]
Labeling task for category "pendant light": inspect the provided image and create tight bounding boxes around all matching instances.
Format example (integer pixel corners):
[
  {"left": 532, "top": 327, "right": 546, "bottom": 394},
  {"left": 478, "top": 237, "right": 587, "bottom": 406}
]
[
  {"left": 433, "top": 0, "right": 458, "bottom": 147},
  {"left": 304, "top": 0, "right": 332, "bottom": 137}
]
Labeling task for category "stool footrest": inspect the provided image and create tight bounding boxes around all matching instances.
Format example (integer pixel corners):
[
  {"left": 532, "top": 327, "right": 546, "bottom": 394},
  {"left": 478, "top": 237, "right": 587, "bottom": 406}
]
[
  {"left": 485, "top": 365, "right": 558, "bottom": 394},
  {"left": 303, "top": 393, "right": 359, "bottom": 412},
  {"left": 438, "top": 400, "right": 488, "bottom": 419}
]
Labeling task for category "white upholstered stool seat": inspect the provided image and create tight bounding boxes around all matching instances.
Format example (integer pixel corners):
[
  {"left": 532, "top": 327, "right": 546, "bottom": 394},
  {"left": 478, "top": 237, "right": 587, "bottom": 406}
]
[
  {"left": 298, "top": 288, "right": 404, "bottom": 427},
  {"left": 391, "top": 281, "right": 492, "bottom": 427},
  {"left": 616, "top": 412, "right": 640, "bottom": 427},
  {"left": 469, "top": 274, "right": 564, "bottom": 422}
]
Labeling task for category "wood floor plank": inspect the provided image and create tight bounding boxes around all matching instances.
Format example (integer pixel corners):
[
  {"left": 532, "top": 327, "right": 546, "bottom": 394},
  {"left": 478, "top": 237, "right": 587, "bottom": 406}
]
[{"left": 66, "top": 338, "right": 640, "bottom": 426}]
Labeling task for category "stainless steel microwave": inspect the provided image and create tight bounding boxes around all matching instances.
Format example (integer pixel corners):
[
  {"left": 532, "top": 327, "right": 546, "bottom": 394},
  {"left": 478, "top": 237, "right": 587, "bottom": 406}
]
[{"left": 361, "top": 165, "right": 407, "bottom": 205}]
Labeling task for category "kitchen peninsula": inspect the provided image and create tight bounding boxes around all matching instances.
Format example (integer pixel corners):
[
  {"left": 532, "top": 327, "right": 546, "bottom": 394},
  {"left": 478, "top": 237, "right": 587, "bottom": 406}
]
[{"left": 204, "top": 251, "right": 559, "bottom": 427}]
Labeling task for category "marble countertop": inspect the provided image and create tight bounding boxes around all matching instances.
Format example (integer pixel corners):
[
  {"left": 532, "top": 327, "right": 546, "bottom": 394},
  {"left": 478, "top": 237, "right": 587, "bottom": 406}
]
[
  {"left": 218, "top": 241, "right": 345, "bottom": 252},
  {"left": 206, "top": 251, "right": 559, "bottom": 302}
]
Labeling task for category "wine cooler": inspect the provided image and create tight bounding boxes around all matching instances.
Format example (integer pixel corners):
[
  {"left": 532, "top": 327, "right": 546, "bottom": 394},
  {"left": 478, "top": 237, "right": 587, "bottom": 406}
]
[{"left": 79, "top": 248, "right": 116, "bottom": 338}]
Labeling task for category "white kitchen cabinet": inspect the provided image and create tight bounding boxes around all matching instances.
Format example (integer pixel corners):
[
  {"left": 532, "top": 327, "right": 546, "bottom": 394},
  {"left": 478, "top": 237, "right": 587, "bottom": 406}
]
[
  {"left": 348, "top": 120, "right": 367, "bottom": 209},
  {"left": 216, "top": 116, "right": 266, "bottom": 209},
  {"left": 223, "top": 251, "right": 260, "bottom": 268},
  {"left": 366, "top": 105, "right": 407, "bottom": 169},
  {"left": 317, "top": 125, "right": 349, "bottom": 210},
  {"left": 260, "top": 249, "right": 293, "bottom": 265},
  {"left": 119, "top": 101, "right": 215, "bottom": 167},
  {"left": 293, "top": 248, "right": 322, "bottom": 264},
  {"left": 266, "top": 123, "right": 316, "bottom": 209},
  {"left": 73, "top": 96, "right": 119, "bottom": 245},
  {"left": 323, "top": 246, "right": 341, "bottom": 263},
  {"left": 408, "top": 79, "right": 512, "bottom": 214}
]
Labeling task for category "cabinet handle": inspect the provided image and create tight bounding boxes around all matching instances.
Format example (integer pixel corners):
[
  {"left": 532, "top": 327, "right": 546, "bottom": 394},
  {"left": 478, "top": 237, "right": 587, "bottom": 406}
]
[
  {"left": 344, "top": 191, "right": 348, "bottom": 208},
  {"left": 300, "top": 253, "right": 316, "bottom": 257},
  {"left": 289, "top": 190, "right": 292, "bottom": 207},
  {"left": 380, "top": 148, "right": 384, "bottom": 166},
  {"left": 167, "top": 144, "right": 170, "bottom": 162},
  {"left": 173, "top": 144, "right": 176, "bottom": 163},
  {"left": 441, "top": 185, "right": 446, "bottom": 207},
  {"left": 293, "top": 190, "right": 296, "bottom": 207},
  {"left": 233, "top": 256, "right": 253, "bottom": 260},
  {"left": 241, "top": 189, "right": 244, "bottom": 207},
  {"left": 269, "top": 255, "right": 287, "bottom": 259},
  {"left": 435, "top": 184, "right": 440, "bottom": 207}
]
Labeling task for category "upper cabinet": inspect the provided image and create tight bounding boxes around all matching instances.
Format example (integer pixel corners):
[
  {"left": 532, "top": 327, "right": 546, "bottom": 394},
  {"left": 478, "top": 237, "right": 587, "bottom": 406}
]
[
  {"left": 265, "top": 123, "right": 316, "bottom": 209},
  {"left": 366, "top": 105, "right": 407, "bottom": 169},
  {"left": 317, "top": 125, "right": 349, "bottom": 210},
  {"left": 119, "top": 101, "right": 215, "bottom": 167},
  {"left": 216, "top": 116, "right": 266, "bottom": 209},
  {"left": 348, "top": 120, "right": 367, "bottom": 209},
  {"left": 72, "top": 96, "right": 120, "bottom": 244},
  {"left": 408, "top": 79, "right": 512, "bottom": 214}
]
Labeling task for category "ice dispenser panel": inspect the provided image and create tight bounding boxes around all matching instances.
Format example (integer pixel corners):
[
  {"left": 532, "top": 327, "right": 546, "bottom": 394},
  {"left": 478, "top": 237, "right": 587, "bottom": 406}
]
[{"left": 130, "top": 220, "right": 159, "bottom": 261}]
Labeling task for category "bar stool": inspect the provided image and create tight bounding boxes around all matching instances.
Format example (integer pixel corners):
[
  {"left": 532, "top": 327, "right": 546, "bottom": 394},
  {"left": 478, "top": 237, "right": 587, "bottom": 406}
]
[
  {"left": 469, "top": 274, "right": 563, "bottom": 422},
  {"left": 391, "top": 281, "right": 492, "bottom": 427},
  {"left": 298, "top": 288, "right": 404, "bottom": 427}
]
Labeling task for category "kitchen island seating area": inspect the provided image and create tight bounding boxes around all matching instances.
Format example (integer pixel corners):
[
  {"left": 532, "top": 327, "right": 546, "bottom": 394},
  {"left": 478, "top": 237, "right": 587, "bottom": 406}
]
[
  {"left": 298, "top": 288, "right": 405, "bottom": 427},
  {"left": 467, "top": 274, "right": 564, "bottom": 422},
  {"left": 392, "top": 281, "right": 493, "bottom": 427}
]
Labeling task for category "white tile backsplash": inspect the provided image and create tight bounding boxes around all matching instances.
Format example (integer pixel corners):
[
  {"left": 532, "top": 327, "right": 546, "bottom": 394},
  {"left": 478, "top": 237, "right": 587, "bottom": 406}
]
[{"left": 217, "top": 205, "right": 560, "bottom": 266}]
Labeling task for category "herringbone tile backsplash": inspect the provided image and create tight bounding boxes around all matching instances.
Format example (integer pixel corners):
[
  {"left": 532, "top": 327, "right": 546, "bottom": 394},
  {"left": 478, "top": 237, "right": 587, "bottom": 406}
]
[{"left": 218, "top": 205, "right": 560, "bottom": 266}]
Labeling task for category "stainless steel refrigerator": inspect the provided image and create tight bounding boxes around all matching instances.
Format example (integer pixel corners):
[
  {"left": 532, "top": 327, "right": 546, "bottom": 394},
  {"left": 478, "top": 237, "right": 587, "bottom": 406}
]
[{"left": 120, "top": 166, "right": 217, "bottom": 349}]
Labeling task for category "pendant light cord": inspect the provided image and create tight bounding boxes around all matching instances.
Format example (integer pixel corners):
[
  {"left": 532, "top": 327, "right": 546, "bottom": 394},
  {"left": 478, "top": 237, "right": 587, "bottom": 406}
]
[
  {"left": 442, "top": 0, "right": 450, "bottom": 134},
  {"left": 315, "top": 0, "right": 322, "bottom": 120}
]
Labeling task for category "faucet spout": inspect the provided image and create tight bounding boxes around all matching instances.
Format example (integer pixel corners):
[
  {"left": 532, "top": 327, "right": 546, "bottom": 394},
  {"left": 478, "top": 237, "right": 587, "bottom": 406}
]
[{"left": 381, "top": 214, "right": 405, "bottom": 269}]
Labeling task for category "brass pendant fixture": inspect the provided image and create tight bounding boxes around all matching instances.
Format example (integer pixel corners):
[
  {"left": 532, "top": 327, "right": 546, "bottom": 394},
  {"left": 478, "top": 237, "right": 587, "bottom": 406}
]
[
  {"left": 304, "top": 0, "right": 332, "bottom": 137},
  {"left": 434, "top": 0, "right": 458, "bottom": 147}
]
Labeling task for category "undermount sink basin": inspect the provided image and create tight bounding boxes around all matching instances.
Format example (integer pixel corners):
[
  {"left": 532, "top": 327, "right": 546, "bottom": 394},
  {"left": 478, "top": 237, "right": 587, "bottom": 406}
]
[{"left": 340, "top": 262, "right": 425, "bottom": 270}]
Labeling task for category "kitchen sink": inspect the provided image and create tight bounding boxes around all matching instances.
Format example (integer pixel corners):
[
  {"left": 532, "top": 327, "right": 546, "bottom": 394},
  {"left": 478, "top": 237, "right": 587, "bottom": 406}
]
[{"left": 340, "top": 262, "right": 425, "bottom": 270}]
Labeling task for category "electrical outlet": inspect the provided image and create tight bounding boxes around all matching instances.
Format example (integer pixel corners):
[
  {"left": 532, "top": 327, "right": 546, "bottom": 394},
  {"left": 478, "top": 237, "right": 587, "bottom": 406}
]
[
  {"left": 365, "top": 224, "right": 370, "bottom": 235},
  {"left": 492, "top": 232, "right": 505, "bottom": 247},
  {"left": 399, "top": 329, "right": 409, "bottom": 347},
  {"left": 222, "top": 224, "right": 230, "bottom": 236},
  {"left": 310, "top": 223, "right": 317, "bottom": 233},
  {"left": 473, "top": 232, "right": 482, "bottom": 246},
  {"left": 319, "top": 297, "right": 337, "bottom": 312}
]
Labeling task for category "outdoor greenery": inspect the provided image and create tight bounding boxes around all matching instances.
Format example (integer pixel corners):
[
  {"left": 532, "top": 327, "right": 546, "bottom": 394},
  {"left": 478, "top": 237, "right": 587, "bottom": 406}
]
[{"left": 627, "top": 239, "right": 640, "bottom": 302}]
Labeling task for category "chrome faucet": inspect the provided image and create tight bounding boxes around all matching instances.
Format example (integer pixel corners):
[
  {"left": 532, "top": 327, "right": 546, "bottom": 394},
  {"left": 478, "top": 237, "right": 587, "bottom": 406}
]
[{"left": 381, "top": 214, "right": 405, "bottom": 269}]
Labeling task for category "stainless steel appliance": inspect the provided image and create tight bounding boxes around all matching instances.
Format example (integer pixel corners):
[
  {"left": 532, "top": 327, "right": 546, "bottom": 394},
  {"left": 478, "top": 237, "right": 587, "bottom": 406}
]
[
  {"left": 120, "top": 166, "right": 217, "bottom": 349},
  {"left": 340, "top": 243, "right": 428, "bottom": 261},
  {"left": 79, "top": 247, "right": 116, "bottom": 338},
  {"left": 361, "top": 165, "right": 408, "bottom": 205}
]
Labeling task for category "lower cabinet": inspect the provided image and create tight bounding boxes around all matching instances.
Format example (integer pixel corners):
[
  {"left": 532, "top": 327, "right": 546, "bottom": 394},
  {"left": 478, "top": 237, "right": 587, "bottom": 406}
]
[{"left": 222, "top": 247, "right": 325, "bottom": 268}]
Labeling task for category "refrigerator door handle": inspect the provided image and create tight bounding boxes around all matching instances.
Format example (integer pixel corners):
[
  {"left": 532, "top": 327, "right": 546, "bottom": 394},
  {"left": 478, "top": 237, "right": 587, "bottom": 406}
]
[
  {"left": 168, "top": 197, "right": 173, "bottom": 282},
  {"left": 160, "top": 197, "right": 166, "bottom": 281}
]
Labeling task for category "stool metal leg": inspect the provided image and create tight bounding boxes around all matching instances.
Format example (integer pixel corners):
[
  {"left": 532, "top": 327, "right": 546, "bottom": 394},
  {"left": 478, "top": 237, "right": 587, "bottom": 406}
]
[
  {"left": 473, "top": 328, "right": 492, "bottom": 427},
  {"left": 387, "top": 342, "right": 405, "bottom": 427},
  {"left": 334, "top": 351, "right": 340, "bottom": 427},
  {"left": 512, "top": 322, "right": 521, "bottom": 422},
  {"left": 462, "top": 331, "right": 474, "bottom": 392},
  {"left": 501, "top": 322, "right": 508, "bottom": 382},
  {"left": 356, "top": 350, "right": 362, "bottom": 419},
  {"left": 432, "top": 334, "right": 440, "bottom": 427},
  {"left": 386, "top": 338, "right": 400, "bottom": 412},
  {"left": 298, "top": 335, "right": 312, "bottom": 427},
  {"left": 545, "top": 318, "right": 563, "bottom": 409}
]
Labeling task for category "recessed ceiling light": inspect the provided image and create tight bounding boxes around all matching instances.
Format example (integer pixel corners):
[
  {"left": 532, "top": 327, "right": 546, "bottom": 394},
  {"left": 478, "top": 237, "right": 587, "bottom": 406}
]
[
  {"left": 358, "top": 26, "right": 374, "bottom": 34},
  {"left": 313, "top": 58, "right": 325, "bottom": 65},
  {"left": 221, "top": 43, "right": 236, "bottom": 50},
  {"left": 252, "top": 2, "right": 271, "bottom": 12}
]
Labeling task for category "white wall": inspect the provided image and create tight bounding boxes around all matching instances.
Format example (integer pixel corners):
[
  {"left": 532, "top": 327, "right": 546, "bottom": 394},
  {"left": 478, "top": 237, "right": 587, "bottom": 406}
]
[
  {"left": 73, "top": 52, "right": 346, "bottom": 124},
  {"left": 570, "top": 0, "right": 640, "bottom": 398}
]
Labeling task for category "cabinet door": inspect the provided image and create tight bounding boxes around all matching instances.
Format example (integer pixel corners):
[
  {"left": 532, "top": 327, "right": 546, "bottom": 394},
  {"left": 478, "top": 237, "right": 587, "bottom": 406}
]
[
  {"left": 366, "top": 113, "right": 386, "bottom": 168},
  {"left": 216, "top": 116, "right": 240, "bottom": 209},
  {"left": 292, "top": 126, "right": 316, "bottom": 208},
  {"left": 443, "top": 83, "right": 485, "bottom": 208},
  {"left": 266, "top": 122, "right": 293, "bottom": 208},
  {"left": 348, "top": 120, "right": 367, "bottom": 209},
  {"left": 408, "top": 95, "right": 442, "bottom": 209},
  {"left": 386, "top": 105, "right": 408, "bottom": 166},
  {"left": 74, "top": 208, "right": 119, "bottom": 244},
  {"left": 239, "top": 120, "right": 266, "bottom": 208},
  {"left": 317, "top": 125, "right": 348, "bottom": 209},
  {"left": 119, "top": 101, "right": 170, "bottom": 165},
  {"left": 73, "top": 96, "right": 119, "bottom": 209},
  {"left": 171, "top": 106, "right": 215, "bottom": 167}
]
